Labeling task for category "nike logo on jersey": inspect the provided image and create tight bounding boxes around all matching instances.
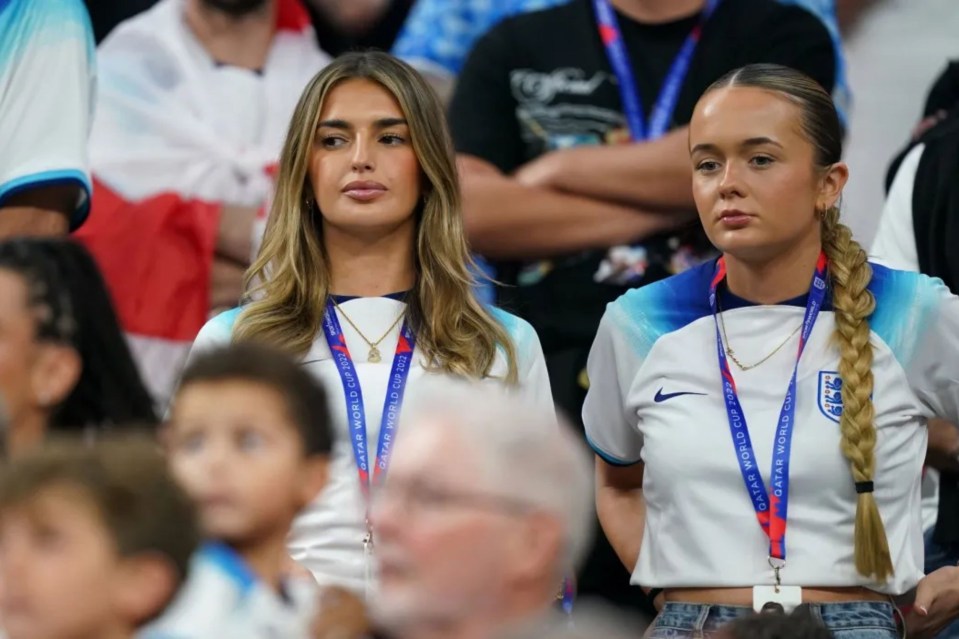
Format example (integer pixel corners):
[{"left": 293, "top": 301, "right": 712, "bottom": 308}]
[{"left": 654, "top": 388, "right": 707, "bottom": 403}]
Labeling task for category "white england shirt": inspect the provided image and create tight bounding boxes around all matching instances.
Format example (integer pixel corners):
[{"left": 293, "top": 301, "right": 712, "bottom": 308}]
[
  {"left": 584, "top": 260, "right": 959, "bottom": 595},
  {"left": 0, "top": 0, "right": 95, "bottom": 229},
  {"left": 188, "top": 296, "right": 554, "bottom": 593},
  {"left": 139, "top": 542, "right": 317, "bottom": 639}
]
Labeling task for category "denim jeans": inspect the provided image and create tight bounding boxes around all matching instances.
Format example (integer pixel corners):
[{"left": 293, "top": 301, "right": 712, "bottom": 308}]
[
  {"left": 646, "top": 601, "right": 900, "bottom": 639},
  {"left": 925, "top": 527, "right": 959, "bottom": 639}
]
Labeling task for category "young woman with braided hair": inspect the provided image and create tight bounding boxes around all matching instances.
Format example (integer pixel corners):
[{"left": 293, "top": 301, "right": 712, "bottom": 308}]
[{"left": 584, "top": 63, "right": 959, "bottom": 638}]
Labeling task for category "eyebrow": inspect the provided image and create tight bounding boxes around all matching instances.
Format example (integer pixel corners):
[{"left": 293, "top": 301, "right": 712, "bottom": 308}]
[
  {"left": 690, "top": 137, "right": 784, "bottom": 155},
  {"left": 317, "top": 117, "right": 408, "bottom": 131}
]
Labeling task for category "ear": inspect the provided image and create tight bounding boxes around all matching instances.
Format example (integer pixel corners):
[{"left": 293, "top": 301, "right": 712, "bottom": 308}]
[
  {"left": 507, "top": 512, "right": 565, "bottom": 585},
  {"left": 30, "top": 344, "right": 81, "bottom": 410},
  {"left": 113, "top": 553, "right": 179, "bottom": 625},
  {"left": 297, "top": 456, "right": 330, "bottom": 509},
  {"left": 817, "top": 161, "right": 849, "bottom": 211}
]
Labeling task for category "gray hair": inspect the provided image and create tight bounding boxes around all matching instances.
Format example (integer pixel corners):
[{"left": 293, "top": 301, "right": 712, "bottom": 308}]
[{"left": 400, "top": 378, "right": 595, "bottom": 574}]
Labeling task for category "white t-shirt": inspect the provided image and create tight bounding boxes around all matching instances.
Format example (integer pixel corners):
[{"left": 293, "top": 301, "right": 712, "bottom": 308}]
[
  {"left": 583, "top": 260, "right": 959, "bottom": 595},
  {"left": 871, "top": 143, "right": 940, "bottom": 534},
  {"left": 188, "top": 296, "right": 554, "bottom": 592},
  {"left": 0, "top": 0, "right": 95, "bottom": 229},
  {"left": 140, "top": 542, "right": 317, "bottom": 639}
]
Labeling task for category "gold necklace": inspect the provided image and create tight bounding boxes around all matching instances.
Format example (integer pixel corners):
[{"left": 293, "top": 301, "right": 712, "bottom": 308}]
[
  {"left": 717, "top": 297, "right": 802, "bottom": 371},
  {"left": 331, "top": 298, "right": 406, "bottom": 363}
]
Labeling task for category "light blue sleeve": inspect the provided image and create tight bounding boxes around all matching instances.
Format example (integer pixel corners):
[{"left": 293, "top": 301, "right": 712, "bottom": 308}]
[
  {"left": 870, "top": 265, "right": 959, "bottom": 423},
  {"left": 489, "top": 307, "right": 555, "bottom": 422},
  {"left": 0, "top": 0, "right": 95, "bottom": 228},
  {"left": 392, "top": 0, "right": 568, "bottom": 77}
]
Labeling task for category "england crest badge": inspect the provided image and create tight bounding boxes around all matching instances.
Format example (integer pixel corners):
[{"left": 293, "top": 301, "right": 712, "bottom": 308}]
[{"left": 818, "top": 371, "right": 844, "bottom": 423}]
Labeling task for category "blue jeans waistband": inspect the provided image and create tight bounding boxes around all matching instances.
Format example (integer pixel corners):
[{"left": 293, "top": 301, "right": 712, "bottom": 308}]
[{"left": 649, "top": 601, "right": 899, "bottom": 638}]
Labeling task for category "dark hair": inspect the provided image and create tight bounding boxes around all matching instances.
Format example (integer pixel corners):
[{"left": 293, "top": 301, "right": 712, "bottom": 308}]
[
  {"left": 718, "top": 606, "right": 832, "bottom": 639},
  {"left": 701, "top": 64, "right": 891, "bottom": 582},
  {"left": 0, "top": 238, "right": 158, "bottom": 431},
  {"left": 177, "top": 343, "right": 333, "bottom": 456},
  {"left": 0, "top": 433, "right": 199, "bottom": 581}
]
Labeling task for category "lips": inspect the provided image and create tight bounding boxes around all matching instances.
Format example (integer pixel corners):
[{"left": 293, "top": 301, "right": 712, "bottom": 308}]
[
  {"left": 718, "top": 209, "right": 753, "bottom": 228},
  {"left": 342, "top": 180, "right": 387, "bottom": 202}
]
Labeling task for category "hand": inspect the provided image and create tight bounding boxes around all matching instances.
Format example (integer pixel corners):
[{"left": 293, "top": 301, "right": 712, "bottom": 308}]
[
  {"left": 905, "top": 564, "right": 959, "bottom": 639},
  {"left": 513, "top": 150, "right": 574, "bottom": 190}
]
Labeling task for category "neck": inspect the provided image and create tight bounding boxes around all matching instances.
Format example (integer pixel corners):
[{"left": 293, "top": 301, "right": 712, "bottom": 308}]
[
  {"left": 7, "top": 410, "right": 48, "bottom": 458},
  {"left": 233, "top": 531, "right": 290, "bottom": 594},
  {"left": 723, "top": 235, "right": 823, "bottom": 305},
  {"left": 325, "top": 224, "right": 417, "bottom": 298},
  {"left": 185, "top": 0, "right": 276, "bottom": 71},
  {"left": 610, "top": 0, "right": 706, "bottom": 22}
]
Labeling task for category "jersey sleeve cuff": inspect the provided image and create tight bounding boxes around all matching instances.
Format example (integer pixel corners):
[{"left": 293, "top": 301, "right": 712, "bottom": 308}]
[{"left": 586, "top": 434, "right": 642, "bottom": 467}]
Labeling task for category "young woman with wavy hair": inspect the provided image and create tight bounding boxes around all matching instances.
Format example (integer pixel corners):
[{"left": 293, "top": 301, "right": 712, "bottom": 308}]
[
  {"left": 188, "top": 51, "right": 552, "bottom": 594},
  {"left": 584, "top": 64, "right": 959, "bottom": 637}
]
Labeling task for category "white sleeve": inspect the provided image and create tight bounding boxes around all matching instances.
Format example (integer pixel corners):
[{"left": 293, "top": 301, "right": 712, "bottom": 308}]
[
  {"left": 582, "top": 308, "right": 643, "bottom": 465},
  {"left": 185, "top": 310, "right": 238, "bottom": 364},
  {"left": 871, "top": 144, "right": 924, "bottom": 272},
  {"left": 0, "top": 0, "right": 95, "bottom": 226},
  {"left": 889, "top": 274, "right": 959, "bottom": 424},
  {"left": 513, "top": 319, "right": 556, "bottom": 424}
]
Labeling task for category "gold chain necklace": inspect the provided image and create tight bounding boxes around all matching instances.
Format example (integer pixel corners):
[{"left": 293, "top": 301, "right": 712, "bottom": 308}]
[
  {"left": 717, "top": 297, "right": 802, "bottom": 372},
  {"left": 331, "top": 298, "right": 406, "bottom": 363}
]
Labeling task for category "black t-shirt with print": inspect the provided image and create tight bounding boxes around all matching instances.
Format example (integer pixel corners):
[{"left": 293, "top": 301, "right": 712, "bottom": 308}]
[{"left": 450, "top": 0, "right": 836, "bottom": 358}]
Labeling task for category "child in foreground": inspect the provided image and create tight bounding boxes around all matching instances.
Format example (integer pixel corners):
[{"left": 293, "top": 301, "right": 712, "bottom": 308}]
[
  {"left": 0, "top": 435, "right": 199, "bottom": 639},
  {"left": 144, "top": 343, "right": 333, "bottom": 639}
]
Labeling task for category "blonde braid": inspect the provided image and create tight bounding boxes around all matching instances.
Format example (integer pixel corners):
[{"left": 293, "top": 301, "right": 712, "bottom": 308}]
[{"left": 820, "top": 206, "right": 893, "bottom": 582}]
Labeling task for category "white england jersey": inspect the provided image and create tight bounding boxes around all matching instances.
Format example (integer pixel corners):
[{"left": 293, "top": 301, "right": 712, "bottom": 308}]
[
  {"left": 0, "top": 0, "right": 95, "bottom": 228},
  {"left": 584, "top": 260, "right": 959, "bottom": 595},
  {"left": 188, "top": 297, "right": 555, "bottom": 593},
  {"left": 140, "top": 543, "right": 317, "bottom": 639}
]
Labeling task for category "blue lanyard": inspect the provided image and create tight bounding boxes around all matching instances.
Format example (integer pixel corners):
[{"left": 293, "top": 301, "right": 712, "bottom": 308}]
[
  {"left": 593, "top": 0, "right": 720, "bottom": 141},
  {"left": 321, "top": 300, "right": 416, "bottom": 503},
  {"left": 708, "top": 253, "right": 829, "bottom": 562}
]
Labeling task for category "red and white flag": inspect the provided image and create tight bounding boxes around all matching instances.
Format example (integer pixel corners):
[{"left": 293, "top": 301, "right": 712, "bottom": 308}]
[{"left": 75, "top": 0, "right": 329, "bottom": 405}]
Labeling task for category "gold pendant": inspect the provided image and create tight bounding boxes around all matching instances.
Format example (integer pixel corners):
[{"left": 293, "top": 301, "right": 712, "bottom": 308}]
[{"left": 368, "top": 346, "right": 381, "bottom": 363}]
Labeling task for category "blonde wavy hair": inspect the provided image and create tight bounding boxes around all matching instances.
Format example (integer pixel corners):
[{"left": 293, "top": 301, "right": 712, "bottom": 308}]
[
  {"left": 235, "top": 52, "right": 518, "bottom": 384},
  {"left": 706, "top": 64, "right": 892, "bottom": 582}
]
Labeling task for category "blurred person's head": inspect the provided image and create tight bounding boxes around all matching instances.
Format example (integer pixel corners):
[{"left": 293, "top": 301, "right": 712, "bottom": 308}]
[
  {"left": 235, "top": 51, "right": 519, "bottom": 385},
  {"left": 689, "top": 63, "right": 892, "bottom": 583},
  {"left": 716, "top": 606, "right": 832, "bottom": 639},
  {"left": 0, "top": 238, "right": 157, "bottom": 457},
  {"left": 0, "top": 435, "right": 198, "bottom": 639},
  {"left": 167, "top": 343, "right": 331, "bottom": 557},
  {"left": 369, "top": 380, "right": 592, "bottom": 638}
]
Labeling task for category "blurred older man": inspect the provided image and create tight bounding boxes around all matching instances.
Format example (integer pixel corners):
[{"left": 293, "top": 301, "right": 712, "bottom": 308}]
[{"left": 369, "top": 380, "right": 594, "bottom": 639}]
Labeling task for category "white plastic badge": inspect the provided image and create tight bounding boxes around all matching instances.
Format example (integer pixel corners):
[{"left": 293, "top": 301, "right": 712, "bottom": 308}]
[{"left": 752, "top": 586, "right": 802, "bottom": 613}]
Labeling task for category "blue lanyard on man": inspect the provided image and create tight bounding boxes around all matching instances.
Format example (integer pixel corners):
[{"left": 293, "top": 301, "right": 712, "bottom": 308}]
[
  {"left": 592, "top": 0, "right": 721, "bottom": 141},
  {"left": 708, "top": 252, "right": 830, "bottom": 612}
]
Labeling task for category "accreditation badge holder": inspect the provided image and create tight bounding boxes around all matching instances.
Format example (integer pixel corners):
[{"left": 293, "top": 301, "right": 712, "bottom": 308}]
[{"left": 753, "top": 558, "right": 802, "bottom": 613}]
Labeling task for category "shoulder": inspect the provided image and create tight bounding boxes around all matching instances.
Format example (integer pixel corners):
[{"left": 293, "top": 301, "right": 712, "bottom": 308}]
[
  {"left": 0, "top": 0, "right": 92, "bottom": 36},
  {"left": 868, "top": 263, "right": 950, "bottom": 358},
  {"left": 603, "top": 262, "right": 715, "bottom": 359},
  {"left": 488, "top": 306, "right": 539, "bottom": 351},
  {"left": 192, "top": 308, "right": 241, "bottom": 352}
]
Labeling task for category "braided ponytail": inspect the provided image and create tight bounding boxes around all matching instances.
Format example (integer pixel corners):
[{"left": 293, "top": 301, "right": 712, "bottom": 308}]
[
  {"left": 705, "top": 64, "right": 893, "bottom": 582},
  {"left": 820, "top": 206, "right": 893, "bottom": 581}
]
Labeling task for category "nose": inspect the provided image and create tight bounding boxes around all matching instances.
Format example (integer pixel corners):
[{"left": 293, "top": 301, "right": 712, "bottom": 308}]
[
  {"left": 351, "top": 134, "right": 374, "bottom": 173},
  {"left": 718, "top": 161, "right": 745, "bottom": 200}
]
